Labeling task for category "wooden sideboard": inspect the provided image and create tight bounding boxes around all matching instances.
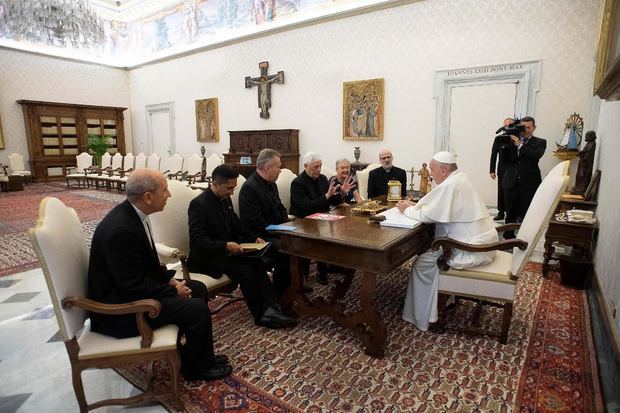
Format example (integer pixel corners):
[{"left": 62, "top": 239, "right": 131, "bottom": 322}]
[
  {"left": 18, "top": 100, "right": 126, "bottom": 181},
  {"left": 224, "top": 129, "right": 299, "bottom": 177}
]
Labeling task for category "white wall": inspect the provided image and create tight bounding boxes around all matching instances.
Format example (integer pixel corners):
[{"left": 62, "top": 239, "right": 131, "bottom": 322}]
[
  {"left": 0, "top": 48, "right": 131, "bottom": 166},
  {"left": 128, "top": 0, "right": 600, "bottom": 175},
  {"left": 593, "top": 99, "right": 620, "bottom": 338}
]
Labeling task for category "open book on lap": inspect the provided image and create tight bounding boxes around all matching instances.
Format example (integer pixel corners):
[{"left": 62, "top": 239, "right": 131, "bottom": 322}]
[
  {"left": 238, "top": 242, "right": 271, "bottom": 257},
  {"left": 377, "top": 207, "right": 422, "bottom": 229}
]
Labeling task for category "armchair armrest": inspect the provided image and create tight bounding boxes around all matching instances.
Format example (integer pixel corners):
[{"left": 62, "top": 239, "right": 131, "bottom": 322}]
[
  {"left": 62, "top": 297, "right": 161, "bottom": 348},
  {"left": 155, "top": 242, "right": 181, "bottom": 264},
  {"left": 494, "top": 223, "right": 521, "bottom": 233},
  {"left": 431, "top": 237, "right": 528, "bottom": 271}
]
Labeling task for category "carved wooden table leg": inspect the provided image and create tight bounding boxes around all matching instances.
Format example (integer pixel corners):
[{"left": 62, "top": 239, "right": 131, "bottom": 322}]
[
  {"left": 281, "top": 256, "right": 310, "bottom": 314},
  {"left": 542, "top": 238, "right": 554, "bottom": 276},
  {"left": 358, "top": 273, "right": 386, "bottom": 357},
  {"left": 329, "top": 269, "right": 356, "bottom": 304}
]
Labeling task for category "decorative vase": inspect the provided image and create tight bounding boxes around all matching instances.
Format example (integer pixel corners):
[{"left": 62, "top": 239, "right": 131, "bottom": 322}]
[{"left": 354, "top": 146, "right": 361, "bottom": 162}]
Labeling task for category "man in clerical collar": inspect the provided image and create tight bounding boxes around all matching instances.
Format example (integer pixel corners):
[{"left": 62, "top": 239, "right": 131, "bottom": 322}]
[
  {"left": 367, "top": 148, "right": 407, "bottom": 199},
  {"left": 329, "top": 158, "right": 362, "bottom": 204},
  {"left": 187, "top": 164, "right": 297, "bottom": 329},
  {"left": 239, "top": 148, "right": 293, "bottom": 297}
]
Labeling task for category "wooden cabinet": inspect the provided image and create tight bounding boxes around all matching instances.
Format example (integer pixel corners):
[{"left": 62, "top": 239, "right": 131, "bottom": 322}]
[
  {"left": 17, "top": 100, "right": 126, "bottom": 181},
  {"left": 224, "top": 129, "right": 299, "bottom": 177}
]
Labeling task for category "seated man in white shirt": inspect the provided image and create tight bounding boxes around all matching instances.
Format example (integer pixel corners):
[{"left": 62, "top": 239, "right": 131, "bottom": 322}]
[{"left": 396, "top": 151, "right": 497, "bottom": 331}]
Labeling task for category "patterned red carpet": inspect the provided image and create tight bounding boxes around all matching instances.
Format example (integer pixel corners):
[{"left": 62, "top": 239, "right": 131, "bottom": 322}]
[
  {"left": 118, "top": 264, "right": 602, "bottom": 413},
  {"left": 0, "top": 182, "right": 124, "bottom": 277}
]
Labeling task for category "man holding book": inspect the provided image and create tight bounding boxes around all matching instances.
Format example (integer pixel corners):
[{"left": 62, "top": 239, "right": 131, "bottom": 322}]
[
  {"left": 187, "top": 164, "right": 297, "bottom": 329},
  {"left": 395, "top": 151, "right": 497, "bottom": 331}
]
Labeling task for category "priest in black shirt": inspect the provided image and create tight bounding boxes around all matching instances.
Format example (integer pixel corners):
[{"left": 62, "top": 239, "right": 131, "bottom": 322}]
[
  {"left": 239, "top": 148, "right": 292, "bottom": 297},
  {"left": 367, "top": 149, "right": 407, "bottom": 199}
]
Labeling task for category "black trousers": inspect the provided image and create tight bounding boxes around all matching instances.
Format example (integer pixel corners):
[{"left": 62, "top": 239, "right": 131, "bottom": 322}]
[
  {"left": 263, "top": 237, "right": 292, "bottom": 298},
  {"left": 224, "top": 257, "right": 277, "bottom": 321},
  {"left": 148, "top": 281, "right": 215, "bottom": 375},
  {"left": 504, "top": 182, "right": 538, "bottom": 224},
  {"left": 496, "top": 172, "right": 506, "bottom": 212}
]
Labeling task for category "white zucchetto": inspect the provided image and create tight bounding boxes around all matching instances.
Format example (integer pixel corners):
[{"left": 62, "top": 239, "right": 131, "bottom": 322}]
[{"left": 432, "top": 151, "right": 457, "bottom": 164}]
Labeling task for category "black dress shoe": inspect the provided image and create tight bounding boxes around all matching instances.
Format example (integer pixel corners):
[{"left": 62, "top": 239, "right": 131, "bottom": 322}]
[
  {"left": 257, "top": 305, "right": 298, "bottom": 329},
  {"left": 503, "top": 230, "right": 516, "bottom": 240},
  {"left": 316, "top": 272, "right": 329, "bottom": 285},
  {"left": 215, "top": 354, "right": 229, "bottom": 366},
  {"left": 183, "top": 363, "right": 232, "bottom": 382},
  {"left": 493, "top": 212, "right": 505, "bottom": 221}
]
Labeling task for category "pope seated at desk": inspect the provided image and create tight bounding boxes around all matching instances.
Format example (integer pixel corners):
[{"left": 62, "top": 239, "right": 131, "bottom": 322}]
[{"left": 396, "top": 151, "right": 497, "bottom": 331}]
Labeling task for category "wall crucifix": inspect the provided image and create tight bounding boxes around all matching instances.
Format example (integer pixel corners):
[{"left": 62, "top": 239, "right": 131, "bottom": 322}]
[{"left": 245, "top": 61, "right": 284, "bottom": 119}]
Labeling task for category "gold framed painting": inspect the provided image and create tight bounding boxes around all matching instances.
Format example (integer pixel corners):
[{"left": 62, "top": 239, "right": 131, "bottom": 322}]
[
  {"left": 195, "top": 97, "right": 219, "bottom": 143},
  {"left": 594, "top": 0, "right": 620, "bottom": 100},
  {"left": 0, "top": 114, "right": 4, "bottom": 149},
  {"left": 343, "top": 78, "right": 384, "bottom": 141}
]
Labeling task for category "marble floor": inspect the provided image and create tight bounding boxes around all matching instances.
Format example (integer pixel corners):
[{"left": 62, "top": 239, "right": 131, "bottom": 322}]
[{"left": 0, "top": 209, "right": 547, "bottom": 413}]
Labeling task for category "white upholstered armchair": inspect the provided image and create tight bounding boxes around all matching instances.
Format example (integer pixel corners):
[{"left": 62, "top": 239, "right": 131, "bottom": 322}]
[
  {"left": 275, "top": 168, "right": 297, "bottom": 213},
  {"left": 8, "top": 152, "right": 33, "bottom": 183},
  {"left": 431, "top": 161, "right": 569, "bottom": 344},
  {"left": 29, "top": 197, "right": 184, "bottom": 412},
  {"left": 149, "top": 179, "right": 236, "bottom": 304},
  {"left": 356, "top": 163, "right": 381, "bottom": 200}
]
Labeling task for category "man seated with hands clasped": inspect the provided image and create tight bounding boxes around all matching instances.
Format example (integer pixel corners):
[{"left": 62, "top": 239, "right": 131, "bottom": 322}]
[
  {"left": 395, "top": 151, "right": 497, "bottom": 332},
  {"left": 187, "top": 164, "right": 297, "bottom": 329}
]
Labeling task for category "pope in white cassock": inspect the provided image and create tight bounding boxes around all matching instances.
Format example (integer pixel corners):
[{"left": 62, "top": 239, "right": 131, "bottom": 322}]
[{"left": 396, "top": 151, "right": 498, "bottom": 331}]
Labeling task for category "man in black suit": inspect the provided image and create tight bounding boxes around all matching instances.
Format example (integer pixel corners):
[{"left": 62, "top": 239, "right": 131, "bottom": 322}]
[
  {"left": 187, "top": 164, "right": 297, "bottom": 328},
  {"left": 290, "top": 151, "right": 354, "bottom": 285},
  {"left": 238, "top": 148, "right": 292, "bottom": 297},
  {"left": 367, "top": 149, "right": 407, "bottom": 199},
  {"left": 88, "top": 169, "right": 231, "bottom": 382},
  {"left": 502, "top": 116, "right": 547, "bottom": 239},
  {"left": 489, "top": 117, "right": 513, "bottom": 221}
]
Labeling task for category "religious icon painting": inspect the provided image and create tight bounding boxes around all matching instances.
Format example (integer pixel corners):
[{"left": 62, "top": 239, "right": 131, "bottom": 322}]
[
  {"left": 343, "top": 78, "right": 384, "bottom": 141},
  {"left": 195, "top": 97, "right": 219, "bottom": 143}
]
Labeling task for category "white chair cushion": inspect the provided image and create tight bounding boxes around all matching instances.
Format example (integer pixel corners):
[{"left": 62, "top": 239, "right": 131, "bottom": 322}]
[
  {"left": 440, "top": 251, "right": 513, "bottom": 281},
  {"left": 357, "top": 163, "right": 382, "bottom": 200},
  {"left": 275, "top": 168, "right": 297, "bottom": 212},
  {"left": 166, "top": 262, "right": 233, "bottom": 291},
  {"left": 190, "top": 182, "right": 210, "bottom": 190},
  {"left": 78, "top": 321, "right": 178, "bottom": 360},
  {"left": 13, "top": 170, "right": 32, "bottom": 176}
]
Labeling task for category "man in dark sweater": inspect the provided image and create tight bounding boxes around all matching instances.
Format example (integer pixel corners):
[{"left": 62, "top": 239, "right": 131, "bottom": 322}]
[
  {"left": 367, "top": 149, "right": 407, "bottom": 199},
  {"left": 239, "top": 148, "right": 292, "bottom": 297}
]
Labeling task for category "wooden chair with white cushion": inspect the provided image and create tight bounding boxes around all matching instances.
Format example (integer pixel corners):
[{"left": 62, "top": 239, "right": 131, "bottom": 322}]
[
  {"left": 431, "top": 161, "right": 569, "bottom": 344},
  {"left": 150, "top": 180, "right": 237, "bottom": 308},
  {"left": 104, "top": 152, "right": 128, "bottom": 191},
  {"left": 163, "top": 153, "right": 184, "bottom": 180},
  {"left": 204, "top": 153, "right": 224, "bottom": 184},
  {"left": 275, "top": 168, "right": 297, "bottom": 213},
  {"left": 116, "top": 153, "right": 146, "bottom": 192},
  {"left": 85, "top": 152, "right": 111, "bottom": 189},
  {"left": 146, "top": 153, "right": 161, "bottom": 170},
  {"left": 66, "top": 152, "right": 93, "bottom": 188},
  {"left": 320, "top": 165, "right": 336, "bottom": 181},
  {"left": 231, "top": 174, "right": 246, "bottom": 215},
  {"left": 8, "top": 152, "right": 33, "bottom": 183},
  {"left": 29, "top": 197, "right": 184, "bottom": 413},
  {"left": 356, "top": 163, "right": 381, "bottom": 200},
  {"left": 0, "top": 164, "right": 9, "bottom": 191},
  {"left": 184, "top": 154, "right": 204, "bottom": 184}
]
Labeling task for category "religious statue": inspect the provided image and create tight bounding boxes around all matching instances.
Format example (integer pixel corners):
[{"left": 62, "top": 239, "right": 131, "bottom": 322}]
[
  {"left": 574, "top": 130, "right": 597, "bottom": 195},
  {"left": 245, "top": 61, "right": 284, "bottom": 119},
  {"left": 418, "top": 163, "right": 430, "bottom": 196}
]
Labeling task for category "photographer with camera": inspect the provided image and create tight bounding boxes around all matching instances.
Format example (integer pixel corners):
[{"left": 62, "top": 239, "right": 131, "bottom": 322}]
[
  {"left": 500, "top": 116, "right": 546, "bottom": 239},
  {"left": 489, "top": 117, "right": 514, "bottom": 221}
]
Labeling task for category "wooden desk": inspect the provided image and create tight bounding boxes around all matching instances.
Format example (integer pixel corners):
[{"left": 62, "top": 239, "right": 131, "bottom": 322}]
[
  {"left": 277, "top": 204, "right": 433, "bottom": 357},
  {"left": 543, "top": 217, "right": 598, "bottom": 275}
]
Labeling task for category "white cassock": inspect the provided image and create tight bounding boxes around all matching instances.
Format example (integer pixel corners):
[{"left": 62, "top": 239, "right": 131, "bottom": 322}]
[{"left": 401, "top": 169, "right": 497, "bottom": 331}]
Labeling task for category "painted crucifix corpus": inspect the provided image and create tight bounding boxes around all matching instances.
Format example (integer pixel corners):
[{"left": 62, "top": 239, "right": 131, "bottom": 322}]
[{"left": 245, "top": 61, "right": 284, "bottom": 119}]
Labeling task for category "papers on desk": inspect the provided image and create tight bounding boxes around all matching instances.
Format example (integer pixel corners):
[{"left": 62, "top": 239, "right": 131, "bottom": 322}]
[
  {"left": 265, "top": 224, "right": 297, "bottom": 231},
  {"left": 377, "top": 207, "right": 422, "bottom": 229}
]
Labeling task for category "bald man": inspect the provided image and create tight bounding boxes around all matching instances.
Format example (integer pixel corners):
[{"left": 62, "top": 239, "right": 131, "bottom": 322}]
[
  {"left": 396, "top": 152, "right": 497, "bottom": 331},
  {"left": 367, "top": 149, "right": 407, "bottom": 199},
  {"left": 88, "top": 169, "right": 231, "bottom": 382}
]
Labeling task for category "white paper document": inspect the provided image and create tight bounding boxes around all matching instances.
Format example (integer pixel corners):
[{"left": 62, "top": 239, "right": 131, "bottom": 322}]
[{"left": 378, "top": 207, "right": 422, "bottom": 229}]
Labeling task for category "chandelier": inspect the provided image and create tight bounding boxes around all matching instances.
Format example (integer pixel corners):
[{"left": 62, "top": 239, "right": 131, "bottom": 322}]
[{"left": 5, "top": 0, "right": 105, "bottom": 49}]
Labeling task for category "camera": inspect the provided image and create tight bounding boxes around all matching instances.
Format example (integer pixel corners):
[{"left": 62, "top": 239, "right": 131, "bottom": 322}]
[{"left": 495, "top": 118, "right": 525, "bottom": 143}]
